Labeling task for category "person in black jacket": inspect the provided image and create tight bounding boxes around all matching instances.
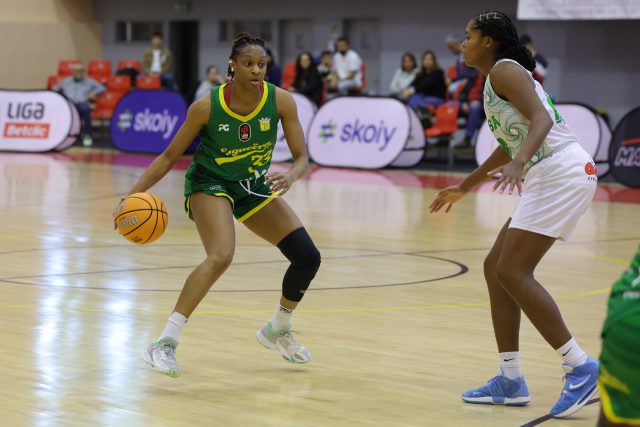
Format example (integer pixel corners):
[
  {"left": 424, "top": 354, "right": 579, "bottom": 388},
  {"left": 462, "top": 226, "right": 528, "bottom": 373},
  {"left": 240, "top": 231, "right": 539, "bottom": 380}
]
[
  {"left": 401, "top": 50, "right": 446, "bottom": 110},
  {"left": 288, "top": 52, "right": 322, "bottom": 106}
]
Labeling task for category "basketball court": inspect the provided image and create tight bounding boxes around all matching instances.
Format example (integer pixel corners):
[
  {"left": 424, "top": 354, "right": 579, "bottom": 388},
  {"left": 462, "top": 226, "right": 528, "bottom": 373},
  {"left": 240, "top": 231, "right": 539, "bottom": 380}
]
[{"left": 1, "top": 149, "right": 638, "bottom": 426}]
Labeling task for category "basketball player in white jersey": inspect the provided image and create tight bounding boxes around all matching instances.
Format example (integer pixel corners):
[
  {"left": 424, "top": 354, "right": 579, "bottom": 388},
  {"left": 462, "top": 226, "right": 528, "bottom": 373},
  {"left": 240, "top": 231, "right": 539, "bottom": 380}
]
[{"left": 430, "top": 11, "right": 599, "bottom": 418}]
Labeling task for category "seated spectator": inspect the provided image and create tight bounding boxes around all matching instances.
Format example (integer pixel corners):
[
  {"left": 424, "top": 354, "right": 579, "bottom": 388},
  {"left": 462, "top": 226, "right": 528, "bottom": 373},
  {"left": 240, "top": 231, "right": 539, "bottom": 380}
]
[
  {"left": 53, "top": 63, "right": 105, "bottom": 146},
  {"left": 193, "top": 66, "right": 224, "bottom": 101},
  {"left": 265, "top": 48, "right": 282, "bottom": 87},
  {"left": 288, "top": 52, "right": 322, "bottom": 106},
  {"left": 142, "top": 32, "right": 174, "bottom": 90},
  {"left": 520, "top": 34, "right": 548, "bottom": 84},
  {"left": 401, "top": 50, "right": 446, "bottom": 111},
  {"left": 327, "top": 37, "right": 363, "bottom": 96},
  {"left": 317, "top": 50, "right": 333, "bottom": 80},
  {"left": 389, "top": 52, "right": 418, "bottom": 97},
  {"left": 446, "top": 34, "right": 477, "bottom": 99},
  {"left": 455, "top": 73, "right": 486, "bottom": 148}
]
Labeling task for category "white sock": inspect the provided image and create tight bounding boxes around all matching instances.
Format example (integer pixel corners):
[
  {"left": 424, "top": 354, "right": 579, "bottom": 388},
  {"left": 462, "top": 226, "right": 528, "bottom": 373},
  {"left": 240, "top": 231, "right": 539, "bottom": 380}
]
[
  {"left": 160, "top": 311, "right": 188, "bottom": 344},
  {"left": 498, "top": 351, "right": 522, "bottom": 379},
  {"left": 556, "top": 338, "right": 588, "bottom": 367},
  {"left": 271, "top": 303, "right": 293, "bottom": 330}
]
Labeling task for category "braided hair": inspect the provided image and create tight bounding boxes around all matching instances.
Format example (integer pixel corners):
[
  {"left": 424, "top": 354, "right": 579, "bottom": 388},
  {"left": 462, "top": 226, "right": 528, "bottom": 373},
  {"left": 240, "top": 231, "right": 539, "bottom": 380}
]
[
  {"left": 227, "top": 32, "right": 266, "bottom": 79},
  {"left": 472, "top": 11, "right": 535, "bottom": 71}
]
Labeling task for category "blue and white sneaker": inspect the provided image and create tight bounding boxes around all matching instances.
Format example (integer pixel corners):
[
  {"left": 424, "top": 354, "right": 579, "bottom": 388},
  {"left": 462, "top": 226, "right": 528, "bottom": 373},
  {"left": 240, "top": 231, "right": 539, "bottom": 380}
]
[
  {"left": 550, "top": 357, "right": 599, "bottom": 418},
  {"left": 461, "top": 373, "right": 531, "bottom": 406}
]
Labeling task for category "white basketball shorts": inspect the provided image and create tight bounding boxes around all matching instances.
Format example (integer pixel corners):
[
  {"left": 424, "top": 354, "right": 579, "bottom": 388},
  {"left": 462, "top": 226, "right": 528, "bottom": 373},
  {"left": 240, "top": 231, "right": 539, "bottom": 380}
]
[{"left": 510, "top": 143, "right": 597, "bottom": 241}]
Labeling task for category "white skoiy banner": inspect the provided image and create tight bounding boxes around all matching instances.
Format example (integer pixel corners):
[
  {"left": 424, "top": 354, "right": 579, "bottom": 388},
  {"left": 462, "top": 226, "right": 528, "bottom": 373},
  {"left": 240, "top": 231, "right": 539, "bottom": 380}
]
[
  {"left": 272, "top": 93, "right": 317, "bottom": 163},
  {"left": 390, "top": 106, "right": 426, "bottom": 168},
  {"left": 308, "top": 97, "right": 409, "bottom": 169},
  {"left": 518, "top": 0, "right": 640, "bottom": 20},
  {"left": 474, "top": 103, "right": 610, "bottom": 177},
  {"left": 0, "top": 90, "right": 80, "bottom": 152}
]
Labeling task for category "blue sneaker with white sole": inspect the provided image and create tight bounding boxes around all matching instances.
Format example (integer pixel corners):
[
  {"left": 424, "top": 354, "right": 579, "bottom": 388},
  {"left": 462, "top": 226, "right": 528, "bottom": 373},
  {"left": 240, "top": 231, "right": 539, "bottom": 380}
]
[
  {"left": 461, "top": 373, "right": 531, "bottom": 406},
  {"left": 550, "top": 357, "right": 599, "bottom": 418}
]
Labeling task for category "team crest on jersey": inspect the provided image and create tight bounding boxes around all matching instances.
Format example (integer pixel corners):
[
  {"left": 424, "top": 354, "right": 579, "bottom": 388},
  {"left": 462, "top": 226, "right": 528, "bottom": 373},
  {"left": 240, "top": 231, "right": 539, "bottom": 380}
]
[
  {"left": 259, "top": 117, "right": 271, "bottom": 131},
  {"left": 238, "top": 123, "right": 251, "bottom": 142}
]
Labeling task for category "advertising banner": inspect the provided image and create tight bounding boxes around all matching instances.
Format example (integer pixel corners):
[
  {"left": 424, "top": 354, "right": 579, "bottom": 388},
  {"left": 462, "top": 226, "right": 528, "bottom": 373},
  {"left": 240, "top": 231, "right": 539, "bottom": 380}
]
[
  {"left": 609, "top": 106, "right": 640, "bottom": 188},
  {"left": 517, "top": 0, "right": 640, "bottom": 19},
  {"left": 272, "top": 92, "right": 316, "bottom": 163},
  {"left": 0, "top": 90, "right": 80, "bottom": 152},
  {"left": 110, "top": 90, "right": 197, "bottom": 154},
  {"left": 308, "top": 97, "right": 410, "bottom": 169},
  {"left": 391, "top": 106, "right": 425, "bottom": 168},
  {"left": 475, "top": 102, "right": 610, "bottom": 177}
]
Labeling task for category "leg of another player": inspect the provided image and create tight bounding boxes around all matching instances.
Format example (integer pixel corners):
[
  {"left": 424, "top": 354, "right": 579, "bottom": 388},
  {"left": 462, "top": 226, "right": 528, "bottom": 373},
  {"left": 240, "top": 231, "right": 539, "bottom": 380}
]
[
  {"left": 243, "top": 198, "right": 321, "bottom": 363},
  {"left": 142, "top": 193, "right": 235, "bottom": 377},
  {"left": 461, "top": 219, "right": 530, "bottom": 406},
  {"left": 496, "top": 227, "right": 598, "bottom": 417}
]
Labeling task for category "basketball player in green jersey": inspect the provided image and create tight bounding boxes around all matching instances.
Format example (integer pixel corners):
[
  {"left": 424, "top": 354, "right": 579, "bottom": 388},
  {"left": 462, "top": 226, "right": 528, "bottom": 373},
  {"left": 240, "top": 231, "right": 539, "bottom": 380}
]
[
  {"left": 116, "top": 33, "right": 321, "bottom": 377},
  {"left": 598, "top": 246, "right": 640, "bottom": 426},
  {"left": 430, "top": 11, "right": 598, "bottom": 418}
]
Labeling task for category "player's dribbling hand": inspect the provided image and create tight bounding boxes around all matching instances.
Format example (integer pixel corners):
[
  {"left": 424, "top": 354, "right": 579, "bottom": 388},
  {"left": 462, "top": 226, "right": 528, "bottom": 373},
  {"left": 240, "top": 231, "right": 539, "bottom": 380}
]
[
  {"left": 488, "top": 159, "right": 524, "bottom": 196},
  {"left": 266, "top": 172, "right": 294, "bottom": 196},
  {"left": 112, "top": 197, "right": 126, "bottom": 230},
  {"left": 429, "top": 186, "right": 467, "bottom": 213}
]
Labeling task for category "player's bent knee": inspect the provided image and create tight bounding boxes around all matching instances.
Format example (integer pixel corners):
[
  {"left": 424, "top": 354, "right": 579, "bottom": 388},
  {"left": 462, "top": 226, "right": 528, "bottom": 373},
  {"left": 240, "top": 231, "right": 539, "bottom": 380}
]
[
  {"left": 203, "top": 250, "right": 234, "bottom": 271},
  {"left": 278, "top": 227, "right": 321, "bottom": 302}
]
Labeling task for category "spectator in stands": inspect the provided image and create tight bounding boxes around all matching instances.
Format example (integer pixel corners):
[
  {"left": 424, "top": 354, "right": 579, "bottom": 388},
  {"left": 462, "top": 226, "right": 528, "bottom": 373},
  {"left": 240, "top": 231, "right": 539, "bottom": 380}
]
[
  {"left": 193, "top": 66, "right": 224, "bottom": 101},
  {"left": 456, "top": 73, "right": 486, "bottom": 149},
  {"left": 53, "top": 63, "right": 105, "bottom": 147},
  {"left": 401, "top": 50, "right": 446, "bottom": 110},
  {"left": 265, "top": 48, "right": 282, "bottom": 87},
  {"left": 317, "top": 50, "right": 333, "bottom": 80},
  {"left": 142, "top": 32, "right": 174, "bottom": 90},
  {"left": 327, "top": 37, "right": 363, "bottom": 95},
  {"left": 520, "top": 34, "right": 548, "bottom": 84},
  {"left": 389, "top": 52, "right": 418, "bottom": 97},
  {"left": 446, "top": 34, "right": 477, "bottom": 99},
  {"left": 288, "top": 52, "right": 322, "bottom": 106}
]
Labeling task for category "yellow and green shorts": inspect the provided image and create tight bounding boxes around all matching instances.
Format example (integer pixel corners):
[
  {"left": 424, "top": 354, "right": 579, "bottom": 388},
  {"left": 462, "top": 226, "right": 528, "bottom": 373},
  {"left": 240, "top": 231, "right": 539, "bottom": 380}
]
[
  {"left": 184, "top": 167, "right": 277, "bottom": 223},
  {"left": 599, "top": 312, "right": 640, "bottom": 425}
]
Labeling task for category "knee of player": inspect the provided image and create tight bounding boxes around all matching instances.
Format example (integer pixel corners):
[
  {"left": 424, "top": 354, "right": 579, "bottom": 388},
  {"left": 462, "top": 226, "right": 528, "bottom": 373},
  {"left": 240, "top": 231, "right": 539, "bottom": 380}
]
[
  {"left": 495, "top": 263, "right": 525, "bottom": 287},
  {"left": 203, "top": 249, "right": 234, "bottom": 270}
]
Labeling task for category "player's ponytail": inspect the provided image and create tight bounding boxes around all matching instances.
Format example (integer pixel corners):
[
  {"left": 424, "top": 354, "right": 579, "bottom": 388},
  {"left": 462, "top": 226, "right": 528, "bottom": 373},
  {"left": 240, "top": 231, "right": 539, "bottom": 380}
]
[
  {"left": 227, "top": 32, "right": 267, "bottom": 79},
  {"left": 472, "top": 11, "right": 536, "bottom": 72}
]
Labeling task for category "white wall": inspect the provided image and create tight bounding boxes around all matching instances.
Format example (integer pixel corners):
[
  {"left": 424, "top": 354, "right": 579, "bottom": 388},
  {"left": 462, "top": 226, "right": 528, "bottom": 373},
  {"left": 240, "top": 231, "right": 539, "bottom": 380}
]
[{"left": 92, "top": 0, "right": 640, "bottom": 126}]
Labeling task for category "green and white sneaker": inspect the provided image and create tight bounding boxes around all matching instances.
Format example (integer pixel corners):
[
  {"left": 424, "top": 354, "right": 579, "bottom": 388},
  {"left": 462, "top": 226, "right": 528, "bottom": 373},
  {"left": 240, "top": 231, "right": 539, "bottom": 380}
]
[
  {"left": 256, "top": 321, "right": 312, "bottom": 364},
  {"left": 142, "top": 338, "right": 181, "bottom": 378}
]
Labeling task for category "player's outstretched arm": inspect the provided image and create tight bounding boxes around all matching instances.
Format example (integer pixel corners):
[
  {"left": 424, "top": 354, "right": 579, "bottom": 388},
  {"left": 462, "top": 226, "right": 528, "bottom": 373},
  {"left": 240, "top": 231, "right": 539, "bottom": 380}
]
[
  {"left": 268, "top": 88, "right": 309, "bottom": 196},
  {"left": 125, "top": 96, "right": 210, "bottom": 196},
  {"left": 429, "top": 146, "right": 511, "bottom": 213}
]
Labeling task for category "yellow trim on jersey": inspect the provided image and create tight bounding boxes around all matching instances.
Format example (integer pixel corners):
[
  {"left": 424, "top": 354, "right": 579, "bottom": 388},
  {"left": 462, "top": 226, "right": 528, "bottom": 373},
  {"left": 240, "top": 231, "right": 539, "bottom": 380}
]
[
  {"left": 236, "top": 192, "right": 279, "bottom": 223},
  {"left": 218, "top": 81, "right": 269, "bottom": 122},
  {"left": 215, "top": 147, "right": 271, "bottom": 165},
  {"left": 599, "top": 379, "right": 640, "bottom": 425}
]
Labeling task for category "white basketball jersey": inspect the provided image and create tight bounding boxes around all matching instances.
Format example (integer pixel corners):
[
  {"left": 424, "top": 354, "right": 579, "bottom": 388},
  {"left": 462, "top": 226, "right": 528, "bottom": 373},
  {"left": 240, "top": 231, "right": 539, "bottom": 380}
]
[{"left": 483, "top": 59, "right": 578, "bottom": 174}]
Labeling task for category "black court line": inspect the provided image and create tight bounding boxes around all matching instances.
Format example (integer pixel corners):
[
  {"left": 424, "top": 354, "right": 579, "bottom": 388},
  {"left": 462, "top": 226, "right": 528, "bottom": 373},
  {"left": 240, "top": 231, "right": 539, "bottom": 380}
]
[
  {"left": 0, "top": 250, "right": 468, "bottom": 292},
  {"left": 520, "top": 398, "right": 600, "bottom": 427}
]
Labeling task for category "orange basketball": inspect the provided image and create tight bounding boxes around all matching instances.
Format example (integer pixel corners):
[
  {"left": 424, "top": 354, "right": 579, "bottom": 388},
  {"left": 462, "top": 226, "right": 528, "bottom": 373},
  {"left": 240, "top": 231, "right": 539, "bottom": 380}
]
[{"left": 115, "top": 192, "right": 168, "bottom": 244}]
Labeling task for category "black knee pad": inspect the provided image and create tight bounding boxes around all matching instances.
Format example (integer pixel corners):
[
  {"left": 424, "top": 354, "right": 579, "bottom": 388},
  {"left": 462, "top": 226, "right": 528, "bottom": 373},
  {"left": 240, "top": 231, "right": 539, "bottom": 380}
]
[{"left": 277, "top": 227, "right": 321, "bottom": 302}]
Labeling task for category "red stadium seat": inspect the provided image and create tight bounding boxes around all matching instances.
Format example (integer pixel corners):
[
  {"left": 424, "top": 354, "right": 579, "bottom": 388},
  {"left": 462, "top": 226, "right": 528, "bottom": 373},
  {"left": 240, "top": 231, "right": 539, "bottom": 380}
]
[
  {"left": 92, "top": 75, "right": 110, "bottom": 86},
  {"left": 425, "top": 104, "right": 460, "bottom": 138},
  {"left": 88, "top": 59, "right": 112, "bottom": 77},
  {"left": 91, "top": 91, "right": 124, "bottom": 120},
  {"left": 58, "top": 59, "right": 82, "bottom": 77},
  {"left": 47, "top": 75, "right": 63, "bottom": 90},
  {"left": 117, "top": 60, "right": 142, "bottom": 71},
  {"left": 136, "top": 75, "right": 161, "bottom": 90},
  {"left": 282, "top": 62, "right": 296, "bottom": 90},
  {"left": 107, "top": 75, "right": 132, "bottom": 93}
]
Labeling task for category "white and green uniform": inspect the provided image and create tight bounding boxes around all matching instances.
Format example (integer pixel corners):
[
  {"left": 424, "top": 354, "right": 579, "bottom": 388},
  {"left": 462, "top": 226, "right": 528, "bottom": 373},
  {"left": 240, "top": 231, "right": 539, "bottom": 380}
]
[{"left": 484, "top": 59, "right": 597, "bottom": 240}]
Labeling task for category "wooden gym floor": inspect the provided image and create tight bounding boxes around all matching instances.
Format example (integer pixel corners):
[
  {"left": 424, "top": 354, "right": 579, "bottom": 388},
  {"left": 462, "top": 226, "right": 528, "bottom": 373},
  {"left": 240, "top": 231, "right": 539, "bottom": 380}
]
[{"left": 1, "top": 149, "right": 638, "bottom": 427}]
